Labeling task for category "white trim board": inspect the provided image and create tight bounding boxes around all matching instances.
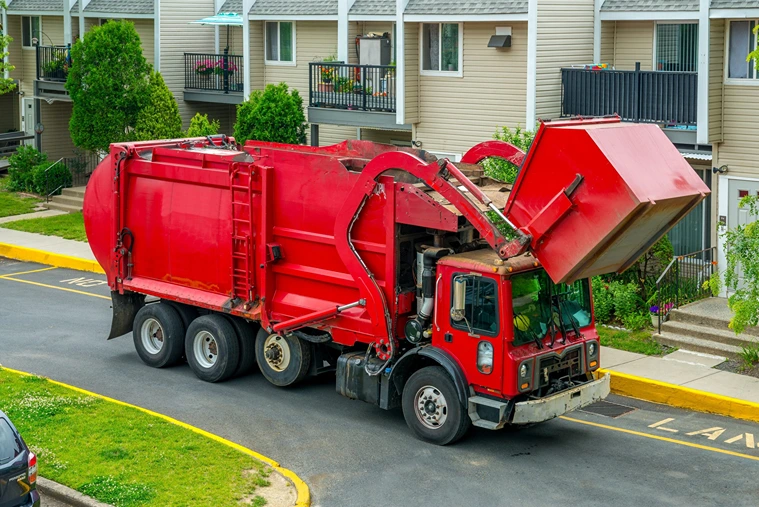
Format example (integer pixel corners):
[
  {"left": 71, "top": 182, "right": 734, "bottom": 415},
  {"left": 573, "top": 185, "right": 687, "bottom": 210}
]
[
  {"left": 418, "top": 22, "right": 464, "bottom": 78},
  {"left": 348, "top": 15, "right": 395, "bottom": 22},
  {"left": 250, "top": 14, "right": 337, "bottom": 21},
  {"left": 711, "top": 9, "right": 759, "bottom": 19},
  {"left": 599, "top": 11, "right": 698, "bottom": 21},
  {"left": 404, "top": 14, "right": 527, "bottom": 22}
]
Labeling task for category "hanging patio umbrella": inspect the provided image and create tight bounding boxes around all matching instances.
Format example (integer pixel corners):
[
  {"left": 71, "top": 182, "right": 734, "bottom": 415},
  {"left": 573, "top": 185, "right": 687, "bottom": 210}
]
[{"left": 190, "top": 13, "right": 243, "bottom": 50}]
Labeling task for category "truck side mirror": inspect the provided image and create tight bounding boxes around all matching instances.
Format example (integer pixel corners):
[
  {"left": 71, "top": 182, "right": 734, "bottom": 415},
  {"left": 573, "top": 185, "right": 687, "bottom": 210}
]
[{"left": 451, "top": 276, "right": 467, "bottom": 321}]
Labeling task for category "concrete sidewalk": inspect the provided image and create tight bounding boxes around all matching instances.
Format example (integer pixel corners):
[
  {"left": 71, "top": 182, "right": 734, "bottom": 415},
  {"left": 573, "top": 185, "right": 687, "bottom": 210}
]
[{"left": 0, "top": 228, "right": 96, "bottom": 260}]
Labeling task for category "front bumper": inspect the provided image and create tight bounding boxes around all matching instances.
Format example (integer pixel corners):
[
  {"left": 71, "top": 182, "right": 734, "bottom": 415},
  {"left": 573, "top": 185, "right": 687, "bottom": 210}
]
[{"left": 511, "top": 373, "right": 610, "bottom": 425}]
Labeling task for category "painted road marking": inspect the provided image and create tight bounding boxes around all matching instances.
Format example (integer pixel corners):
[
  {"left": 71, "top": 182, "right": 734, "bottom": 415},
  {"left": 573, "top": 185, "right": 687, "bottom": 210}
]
[
  {"left": 561, "top": 416, "right": 759, "bottom": 462},
  {"left": 647, "top": 417, "right": 757, "bottom": 450},
  {"left": 1, "top": 266, "right": 57, "bottom": 277},
  {"left": 59, "top": 276, "right": 108, "bottom": 287},
  {"left": 648, "top": 417, "right": 678, "bottom": 433},
  {"left": 0, "top": 275, "right": 111, "bottom": 300}
]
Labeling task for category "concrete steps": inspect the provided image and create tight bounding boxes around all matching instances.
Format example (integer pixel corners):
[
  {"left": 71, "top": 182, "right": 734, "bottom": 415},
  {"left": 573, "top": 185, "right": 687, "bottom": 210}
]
[
  {"left": 43, "top": 186, "right": 85, "bottom": 213},
  {"left": 653, "top": 298, "right": 759, "bottom": 360}
]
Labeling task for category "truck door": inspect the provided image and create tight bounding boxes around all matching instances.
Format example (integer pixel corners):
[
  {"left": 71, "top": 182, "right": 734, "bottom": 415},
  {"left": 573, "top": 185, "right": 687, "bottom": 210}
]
[{"left": 442, "top": 272, "right": 504, "bottom": 393}]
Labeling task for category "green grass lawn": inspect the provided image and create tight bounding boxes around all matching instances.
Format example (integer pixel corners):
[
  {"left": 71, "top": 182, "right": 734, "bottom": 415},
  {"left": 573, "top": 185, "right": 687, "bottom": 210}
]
[
  {"left": 0, "top": 212, "right": 87, "bottom": 241},
  {"left": 0, "top": 369, "right": 272, "bottom": 507},
  {"left": 597, "top": 326, "right": 667, "bottom": 356},
  {"left": 0, "top": 178, "right": 41, "bottom": 218}
]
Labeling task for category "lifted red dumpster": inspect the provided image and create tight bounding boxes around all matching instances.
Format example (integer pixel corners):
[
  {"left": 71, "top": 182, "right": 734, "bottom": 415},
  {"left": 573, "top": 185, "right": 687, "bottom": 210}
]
[{"left": 84, "top": 118, "right": 708, "bottom": 445}]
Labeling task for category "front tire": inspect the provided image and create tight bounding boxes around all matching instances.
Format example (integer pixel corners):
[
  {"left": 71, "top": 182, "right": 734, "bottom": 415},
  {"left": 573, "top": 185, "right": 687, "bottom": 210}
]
[
  {"left": 255, "top": 328, "right": 311, "bottom": 387},
  {"left": 185, "top": 315, "right": 240, "bottom": 383},
  {"left": 132, "top": 303, "right": 185, "bottom": 368},
  {"left": 402, "top": 366, "right": 471, "bottom": 445}
]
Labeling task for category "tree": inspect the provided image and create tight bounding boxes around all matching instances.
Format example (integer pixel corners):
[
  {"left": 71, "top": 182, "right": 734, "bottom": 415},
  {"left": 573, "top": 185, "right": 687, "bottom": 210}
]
[
  {"left": 481, "top": 125, "right": 536, "bottom": 184},
  {"left": 749, "top": 25, "right": 759, "bottom": 71},
  {"left": 233, "top": 83, "right": 306, "bottom": 145},
  {"left": 0, "top": 0, "right": 16, "bottom": 95},
  {"left": 66, "top": 20, "right": 151, "bottom": 152},
  {"left": 133, "top": 71, "right": 182, "bottom": 141},
  {"left": 186, "top": 113, "right": 220, "bottom": 137}
]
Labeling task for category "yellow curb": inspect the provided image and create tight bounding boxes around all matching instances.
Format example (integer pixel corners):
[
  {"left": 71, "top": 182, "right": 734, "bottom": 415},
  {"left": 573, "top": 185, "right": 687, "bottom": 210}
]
[
  {"left": 0, "top": 242, "right": 104, "bottom": 274},
  {"left": 1, "top": 366, "right": 311, "bottom": 507},
  {"left": 597, "top": 368, "right": 759, "bottom": 424}
]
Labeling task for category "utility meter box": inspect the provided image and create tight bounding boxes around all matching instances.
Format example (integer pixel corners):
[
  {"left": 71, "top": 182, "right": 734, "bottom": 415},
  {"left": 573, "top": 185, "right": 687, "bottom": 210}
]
[{"left": 358, "top": 35, "right": 391, "bottom": 66}]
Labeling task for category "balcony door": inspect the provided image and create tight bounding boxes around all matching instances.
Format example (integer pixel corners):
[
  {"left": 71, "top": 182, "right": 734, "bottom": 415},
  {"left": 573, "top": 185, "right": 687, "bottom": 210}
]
[
  {"left": 655, "top": 23, "right": 698, "bottom": 72},
  {"left": 21, "top": 98, "right": 36, "bottom": 146}
]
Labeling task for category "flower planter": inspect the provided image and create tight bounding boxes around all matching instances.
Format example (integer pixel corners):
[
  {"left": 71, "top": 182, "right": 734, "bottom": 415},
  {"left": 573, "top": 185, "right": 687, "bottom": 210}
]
[
  {"left": 651, "top": 314, "right": 659, "bottom": 328},
  {"left": 318, "top": 83, "right": 334, "bottom": 93}
]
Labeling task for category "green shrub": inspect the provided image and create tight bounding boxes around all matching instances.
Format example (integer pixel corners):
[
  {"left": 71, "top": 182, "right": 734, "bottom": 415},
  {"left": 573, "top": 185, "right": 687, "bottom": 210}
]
[
  {"left": 186, "top": 113, "right": 220, "bottom": 138},
  {"left": 621, "top": 311, "right": 651, "bottom": 331},
  {"left": 7, "top": 146, "right": 47, "bottom": 192},
  {"left": 481, "top": 125, "right": 536, "bottom": 184},
  {"left": 133, "top": 71, "right": 182, "bottom": 141},
  {"left": 591, "top": 276, "right": 614, "bottom": 324},
  {"left": 610, "top": 281, "right": 642, "bottom": 321},
  {"left": 233, "top": 83, "right": 307, "bottom": 145},
  {"left": 31, "top": 161, "right": 71, "bottom": 195}
]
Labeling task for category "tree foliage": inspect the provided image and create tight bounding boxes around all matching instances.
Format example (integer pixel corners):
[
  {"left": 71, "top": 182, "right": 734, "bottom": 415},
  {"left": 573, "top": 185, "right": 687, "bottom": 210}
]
[
  {"left": 481, "top": 125, "right": 536, "bottom": 184},
  {"left": 66, "top": 20, "right": 151, "bottom": 152},
  {"left": 712, "top": 196, "right": 759, "bottom": 334},
  {"left": 233, "top": 83, "right": 307, "bottom": 145},
  {"left": 749, "top": 25, "right": 759, "bottom": 71},
  {"left": 133, "top": 71, "right": 182, "bottom": 141},
  {"left": 0, "top": 0, "right": 16, "bottom": 95},
  {"left": 186, "top": 113, "right": 220, "bottom": 138}
]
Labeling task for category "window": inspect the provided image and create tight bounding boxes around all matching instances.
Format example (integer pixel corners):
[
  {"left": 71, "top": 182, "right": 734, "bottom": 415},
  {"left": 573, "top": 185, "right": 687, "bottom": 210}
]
[
  {"left": 450, "top": 275, "right": 499, "bottom": 336},
  {"left": 0, "top": 420, "right": 21, "bottom": 466},
  {"left": 511, "top": 270, "right": 592, "bottom": 347},
  {"left": 265, "top": 21, "right": 295, "bottom": 64},
  {"left": 421, "top": 23, "right": 461, "bottom": 76},
  {"left": 727, "top": 20, "right": 758, "bottom": 80},
  {"left": 655, "top": 23, "right": 698, "bottom": 72},
  {"left": 21, "top": 16, "right": 41, "bottom": 48}
]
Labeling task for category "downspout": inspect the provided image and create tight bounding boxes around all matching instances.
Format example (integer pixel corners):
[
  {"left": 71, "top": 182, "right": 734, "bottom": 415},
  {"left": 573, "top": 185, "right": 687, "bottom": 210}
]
[{"left": 242, "top": 0, "right": 253, "bottom": 98}]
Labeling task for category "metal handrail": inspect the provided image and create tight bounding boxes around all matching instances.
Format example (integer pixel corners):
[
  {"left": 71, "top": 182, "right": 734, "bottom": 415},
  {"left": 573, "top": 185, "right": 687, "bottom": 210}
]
[
  {"left": 44, "top": 157, "right": 65, "bottom": 202},
  {"left": 655, "top": 246, "right": 717, "bottom": 334},
  {"left": 308, "top": 62, "right": 397, "bottom": 113}
]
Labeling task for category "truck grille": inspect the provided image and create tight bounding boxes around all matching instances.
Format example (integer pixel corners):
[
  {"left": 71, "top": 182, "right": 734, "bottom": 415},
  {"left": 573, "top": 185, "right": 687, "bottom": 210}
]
[{"left": 537, "top": 347, "right": 581, "bottom": 388}]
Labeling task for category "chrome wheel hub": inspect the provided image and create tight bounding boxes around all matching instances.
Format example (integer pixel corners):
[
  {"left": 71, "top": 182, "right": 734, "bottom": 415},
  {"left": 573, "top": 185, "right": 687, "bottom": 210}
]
[
  {"left": 414, "top": 385, "right": 448, "bottom": 430},
  {"left": 140, "top": 318, "right": 164, "bottom": 355},
  {"left": 263, "top": 334, "right": 291, "bottom": 372},
  {"left": 193, "top": 330, "right": 218, "bottom": 369}
]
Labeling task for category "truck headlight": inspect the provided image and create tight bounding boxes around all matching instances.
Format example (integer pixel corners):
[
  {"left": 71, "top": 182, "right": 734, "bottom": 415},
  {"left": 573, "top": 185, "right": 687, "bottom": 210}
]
[
  {"left": 518, "top": 361, "right": 531, "bottom": 392},
  {"left": 588, "top": 342, "right": 596, "bottom": 357},
  {"left": 586, "top": 340, "right": 599, "bottom": 370},
  {"left": 520, "top": 364, "right": 528, "bottom": 378},
  {"left": 477, "top": 341, "right": 493, "bottom": 374}
]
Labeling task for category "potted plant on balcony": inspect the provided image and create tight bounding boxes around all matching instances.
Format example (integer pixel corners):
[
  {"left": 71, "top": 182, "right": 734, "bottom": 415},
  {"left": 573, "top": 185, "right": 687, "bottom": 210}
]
[
  {"left": 214, "top": 59, "right": 238, "bottom": 76},
  {"left": 42, "top": 55, "right": 68, "bottom": 80},
  {"left": 318, "top": 54, "right": 338, "bottom": 93}
]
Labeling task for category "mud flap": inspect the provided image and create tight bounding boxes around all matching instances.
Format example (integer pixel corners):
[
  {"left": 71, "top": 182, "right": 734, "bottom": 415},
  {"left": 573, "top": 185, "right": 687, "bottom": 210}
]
[{"left": 108, "top": 291, "right": 145, "bottom": 340}]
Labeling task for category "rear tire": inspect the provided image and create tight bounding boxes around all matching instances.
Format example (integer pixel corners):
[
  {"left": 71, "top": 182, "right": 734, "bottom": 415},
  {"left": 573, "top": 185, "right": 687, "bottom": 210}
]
[
  {"left": 223, "top": 316, "right": 258, "bottom": 377},
  {"left": 255, "top": 328, "right": 311, "bottom": 387},
  {"left": 185, "top": 315, "right": 240, "bottom": 383},
  {"left": 132, "top": 303, "right": 185, "bottom": 368},
  {"left": 402, "top": 366, "right": 471, "bottom": 445},
  {"left": 164, "top": 301, "right": 198, "bottom": 331}
]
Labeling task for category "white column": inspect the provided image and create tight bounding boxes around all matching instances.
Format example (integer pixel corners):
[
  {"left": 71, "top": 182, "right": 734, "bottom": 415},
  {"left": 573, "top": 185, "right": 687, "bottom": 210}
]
[
  {"left": 63, "top": 0, "right": 73, "bottom": 45},
  {"left": 593, "top": 0, "right": 602, "bottom": 63},
  {"left": 2, "top": 7, "right": 9, "bottom": 81},
  {"left": 337, "top": 0, "right": 349, "bottom": 62},
  {"left": 526, "top": 0, "right": 538, "bottom": 129},
  {"left": 395, "top": 0, "right": 408, "bottom": 125},
  {"left": 243, "top": 0, "right": 253, "bottom": 98},
  {"left": 154, "top": 0, "right": 161, "bottom": 71},
  {"left": 78, "top": 0, "right": 84, "bottom": 40},
  {"left": 697, "top": 0, "right": 709, "bottom": 145}
]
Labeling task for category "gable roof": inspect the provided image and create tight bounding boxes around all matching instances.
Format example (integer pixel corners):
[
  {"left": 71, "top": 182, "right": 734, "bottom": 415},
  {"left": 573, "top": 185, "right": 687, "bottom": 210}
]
[
  {"left": 7, "top": 0, "right": 63, "bottom": 12},
  {"left": 84, "top": 0, "right": 154, "bottom": 14},
  {"left": 404, "top": 0, "right": 528, "bottom": 14},
  {"left": 349, "top": 0, "right": 394, "bottom": 16},
  {"left": 249, "top": 0, "right": 337, "bottom": 16},
  {"left": 600, "top": 0, "right": 699, "bottom": 11}
]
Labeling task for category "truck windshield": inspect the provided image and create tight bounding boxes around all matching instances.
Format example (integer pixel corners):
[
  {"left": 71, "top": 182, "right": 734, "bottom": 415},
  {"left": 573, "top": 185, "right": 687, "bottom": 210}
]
[{"left": 510, "top": 270, "right": 592, "bottom": 346}]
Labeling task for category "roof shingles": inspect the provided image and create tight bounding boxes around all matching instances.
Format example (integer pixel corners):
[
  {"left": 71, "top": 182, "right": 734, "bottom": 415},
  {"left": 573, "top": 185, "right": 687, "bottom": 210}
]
[
  {"left": 349, "top": 0, "right": 395, "bottom": 16},
  {"left": 249, "top": 0, "right": 337, "bottom": 15},
  {"left": 600, "top": 0, "right": 699, "bottom": 11},
  {"left": 84, "top": 0, "right": 154, "bottom": 14},
  {"left": 405, "top": 0, "right": 528, "bottom": 15},
  {"left": 711, "top": 1, "right": 759, "bottom": 7},
  {"left": 7, "top": 0, "right": 63, "bottom": 12}
]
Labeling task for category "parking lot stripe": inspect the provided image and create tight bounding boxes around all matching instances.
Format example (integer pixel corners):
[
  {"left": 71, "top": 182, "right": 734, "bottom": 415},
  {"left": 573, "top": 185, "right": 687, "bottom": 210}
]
[
  {"left": 1, "top": 266, "right": 57, "bottom": 277},
  {"left": 560, "top": 415, "right": 759, "bottom": 462},
  {"left": 0, "top": 366, "right": 311, "bottom": 506},
  {"left": 0, "top": 275, "right": 111, "bottom": 300}
]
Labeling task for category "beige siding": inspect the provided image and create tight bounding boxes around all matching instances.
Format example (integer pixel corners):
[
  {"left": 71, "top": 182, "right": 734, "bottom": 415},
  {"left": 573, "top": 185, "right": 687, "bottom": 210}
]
[
  {"left": 403, "top": 21, "right": 418, "bottom": 124},
  {"left": 0, "top": 93, "right": 19, "bottom": 131},
  {"left": 250, "top": 21, "right": 265, "bottom": 90},
  {"left": 415, "top": 22, "right": 527, "bottom": 155},
  {"left": 716, "top": 85, "right": 759, "bottom": 178},
  {"left": 6, "top": 16, "right": 24, "bottom": 90},
  {"left": 348, "top": 21, "right": 360, "bottom": 64},
  {"left": 535, "top": 0, "right": 594, "bottom": 120},
  {"left": 132, "top": 19, "right": 155, "bottom": 65},
  {"left": 40, "top": 101, "right": 75, "bottom": 159},
  {"left": 708, "top": 19, "right": 724, "bottom": 144},
  {"left": 262, "top": 21, "right": 354, "bottom": 145},
  {"left": 600, "top": 21, "right": 614, "bottom": 65},
  {"left": 159, "top": 0, "right": 218, "bottom": 127},
  {"left": 611, "top": 21, "right": 654, "bottom": 70},
  {"left": 360, "top": 128, "right": 411, "bottom": 145}
]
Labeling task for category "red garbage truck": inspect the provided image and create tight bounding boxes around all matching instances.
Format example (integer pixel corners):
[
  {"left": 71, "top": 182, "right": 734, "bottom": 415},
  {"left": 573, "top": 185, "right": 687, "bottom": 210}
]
[{"left": 83, "top": 117, "right": 709, "bottom": 444}]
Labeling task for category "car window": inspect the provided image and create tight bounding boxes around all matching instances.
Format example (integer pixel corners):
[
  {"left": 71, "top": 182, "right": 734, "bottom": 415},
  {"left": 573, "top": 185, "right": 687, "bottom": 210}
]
[{"left": 0, "top": 419, "right": 22, "bottom": 465}]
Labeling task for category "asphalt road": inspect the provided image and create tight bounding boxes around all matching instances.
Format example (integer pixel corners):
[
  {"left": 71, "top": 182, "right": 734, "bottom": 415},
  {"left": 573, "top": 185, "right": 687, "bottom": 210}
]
[{"left": 2, "top": 258, "right": 759, "bottom": 507}]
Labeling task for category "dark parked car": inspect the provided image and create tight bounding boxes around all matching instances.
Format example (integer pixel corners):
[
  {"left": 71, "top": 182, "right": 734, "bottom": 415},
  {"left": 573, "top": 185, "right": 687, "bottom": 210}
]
[{"left": 0, "top": 411, "right": 38, "bottom": 507}]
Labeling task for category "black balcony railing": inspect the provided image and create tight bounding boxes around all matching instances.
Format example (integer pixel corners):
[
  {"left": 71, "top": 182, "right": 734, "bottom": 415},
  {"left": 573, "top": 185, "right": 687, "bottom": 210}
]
[
  {"left": 309, "top": 62, "right": 396, "bottom": 113},
  {"left": 561, "top": 63, "right": 698, "bottom": 126},
  {"left": 185, "top": 52, "right": 244, "bottom": 94},
  {"left": 36, "top": 45, "right": 71, "bottom": 82}
]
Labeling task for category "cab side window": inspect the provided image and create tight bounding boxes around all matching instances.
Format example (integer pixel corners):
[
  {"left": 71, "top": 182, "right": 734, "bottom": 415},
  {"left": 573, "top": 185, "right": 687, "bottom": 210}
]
[{"left": 450, "top": 275, "right": 499, "bottom": 336}]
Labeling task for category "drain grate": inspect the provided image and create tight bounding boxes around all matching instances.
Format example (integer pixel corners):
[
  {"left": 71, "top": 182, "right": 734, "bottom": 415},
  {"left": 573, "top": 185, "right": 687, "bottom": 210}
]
[{"left": 579, "top": 400, "right": 636, "bottom": 418}]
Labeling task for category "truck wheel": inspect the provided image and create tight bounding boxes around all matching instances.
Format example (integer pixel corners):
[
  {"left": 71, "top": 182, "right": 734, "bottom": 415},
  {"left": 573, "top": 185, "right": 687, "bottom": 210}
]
[
  {"left": 402, "top": 366, "right": 471, "bottom": 445},
  {"left": 133, "top": 303, "right": 185, "bottom": 368},
  {"left": 223, "top": 316, "right": 258, "bottom": 377},
  {"left": 255, "top": 328, "right": 311, "bottom": 387},
  {"left": 185, "top": 315, "right": 240, "bottom": 383},
  {"left": 164, "top": 301, "right": 198, "bottom": 331}
]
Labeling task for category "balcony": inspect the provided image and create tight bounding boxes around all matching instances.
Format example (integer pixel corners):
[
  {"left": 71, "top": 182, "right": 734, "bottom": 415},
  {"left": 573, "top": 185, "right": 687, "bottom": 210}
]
[
  {"left": 308, "top": 62, "right": 408, "bottom": 131},
  {"left": 183, "top": 52, "right": 244, "bottom": 105},
  {"left": 561, "top": 65, "right": 699, "bottom": 144},
  {"left": 35, "top": 45, "right": 71, "bottom": 100}
]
